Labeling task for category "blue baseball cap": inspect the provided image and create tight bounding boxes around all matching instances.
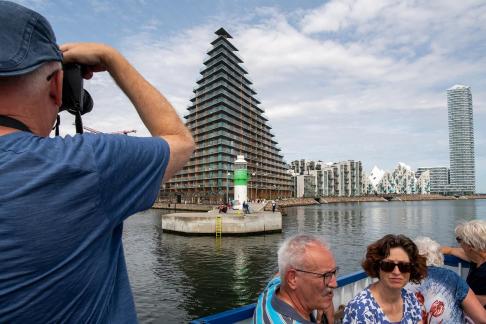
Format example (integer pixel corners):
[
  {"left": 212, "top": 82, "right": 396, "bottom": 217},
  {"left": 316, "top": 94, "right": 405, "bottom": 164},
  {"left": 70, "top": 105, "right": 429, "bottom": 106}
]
[{"left": 0, "top": 1, "right": 62, "bottom": 77}]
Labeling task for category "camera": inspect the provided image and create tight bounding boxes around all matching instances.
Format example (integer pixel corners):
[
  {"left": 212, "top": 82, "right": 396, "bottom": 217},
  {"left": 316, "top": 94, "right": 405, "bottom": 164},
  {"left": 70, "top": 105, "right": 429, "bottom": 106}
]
[
  {"left": 57, "top": 64, "right": 93, "bottom": 134},
  {"left": 59, "top": 64, "right": 93, "bottom": 116}
]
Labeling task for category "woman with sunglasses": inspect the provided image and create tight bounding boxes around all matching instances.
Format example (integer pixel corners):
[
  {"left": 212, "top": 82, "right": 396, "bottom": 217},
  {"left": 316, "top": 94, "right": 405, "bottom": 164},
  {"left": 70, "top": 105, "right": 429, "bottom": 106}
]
[{"left": 343, "top": 234, "right": 427, "bottom": 323}]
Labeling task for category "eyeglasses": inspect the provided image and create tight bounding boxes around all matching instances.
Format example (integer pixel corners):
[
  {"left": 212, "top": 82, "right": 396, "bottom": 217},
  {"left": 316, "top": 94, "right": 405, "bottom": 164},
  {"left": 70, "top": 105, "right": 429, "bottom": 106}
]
[
  {"left": 456, "top": 237, "right": 463, "bottom": 244},
  {"left": 379, "top": 261, "right": 412, "bottom": 273},
  {"left": 294, "top": 267, "right": 339, "bottom": 285}
]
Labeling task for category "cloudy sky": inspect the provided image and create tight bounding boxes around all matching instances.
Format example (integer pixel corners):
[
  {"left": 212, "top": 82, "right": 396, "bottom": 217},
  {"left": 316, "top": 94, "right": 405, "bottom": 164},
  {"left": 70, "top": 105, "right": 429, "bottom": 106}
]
[{"left": 19, "top": 0, "right": 486, "bottom": 192}]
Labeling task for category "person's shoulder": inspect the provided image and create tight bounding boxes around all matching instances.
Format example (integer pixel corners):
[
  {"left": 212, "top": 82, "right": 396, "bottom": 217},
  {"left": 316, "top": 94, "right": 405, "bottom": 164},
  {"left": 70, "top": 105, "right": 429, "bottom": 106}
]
[
  {"left": 69, "top": 133, "right": 167, "bottom": 146},
  {"left": 477, "top": 261, "right": 486, "bottom": 271},
  {"left": 402, "top": 287, "right": 418, "bottom": 299},
  {"left": 64, "top": 133, "right": 169, "bottom": 158},
  {"left": 344, "top": 288, "right": 376, "bottom": 321},
  {"left": 402, "top": 288, "right": 421, "bottom": 309},
  {"left": 346, "top": 287, "right": 371, "bottom": 307},
  {"left": 266, "top": 276, "right": 281, "bottom": 290},
  {"left": 430, "top": 266, "right": 462, "bottom": 281},
  {"left": 11, "top": 133, "right": 93, "bottom": 159}
]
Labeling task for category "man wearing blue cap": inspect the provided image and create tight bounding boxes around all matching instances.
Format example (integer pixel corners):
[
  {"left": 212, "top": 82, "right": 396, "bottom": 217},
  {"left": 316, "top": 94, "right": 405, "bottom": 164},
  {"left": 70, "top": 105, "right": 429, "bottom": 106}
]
[{"left": 0, "top": 1, "right": 194, "bottom": 322}]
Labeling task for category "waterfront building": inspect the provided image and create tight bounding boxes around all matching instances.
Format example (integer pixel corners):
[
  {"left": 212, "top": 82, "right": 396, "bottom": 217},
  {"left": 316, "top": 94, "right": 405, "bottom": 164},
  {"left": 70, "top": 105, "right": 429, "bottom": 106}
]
[
  {"left": 323, "top": 160, "right": 365, "bottom": 197},
  {"left": 376, "top": 171, "right": 394, "bottom": 194},
  {"left": 290, "top": 159, "right": 328, "bottom": 175},
  {"left": 165, "top": 28, "right": 292, "bottom": 202},
  {"left": 294, "top": 160, "right": 365, "bottom": 197},
  {"left": 447, "top": 85, "right": 475, "bottom": 195},
  {"left": 416, "top": 167, "right": 449, "bottom": 194},
  {"left": 370, "top": 163, "right": 429, "bottom": 195},
  {"left": 390, "top": 162, "right": 417, "bottom": 194},
  {"left": 294, "top": 174, "right": 317, "bottom": 198},
  {"left": 368, "top": 166, "right": 386, "bottom": 194},
  {"left": 416, "top": 170, "right": 431, "bottom": 194}
]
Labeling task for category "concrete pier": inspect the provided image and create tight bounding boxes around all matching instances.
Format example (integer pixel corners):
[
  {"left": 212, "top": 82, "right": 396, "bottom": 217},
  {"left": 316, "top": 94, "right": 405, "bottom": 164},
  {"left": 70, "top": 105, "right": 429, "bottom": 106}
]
[{"left": 161, "top": 202, "right": 282, "bottom": 235}]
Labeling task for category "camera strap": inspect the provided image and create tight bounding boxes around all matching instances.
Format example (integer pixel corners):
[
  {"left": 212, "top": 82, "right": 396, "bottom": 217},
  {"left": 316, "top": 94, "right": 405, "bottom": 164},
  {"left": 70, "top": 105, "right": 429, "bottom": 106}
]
[
  {"left": 53, "top": 115, "right": 60, "bottom": 136},
  {"left": 0, "top": 115, "right": 32, "bottom": 133}
]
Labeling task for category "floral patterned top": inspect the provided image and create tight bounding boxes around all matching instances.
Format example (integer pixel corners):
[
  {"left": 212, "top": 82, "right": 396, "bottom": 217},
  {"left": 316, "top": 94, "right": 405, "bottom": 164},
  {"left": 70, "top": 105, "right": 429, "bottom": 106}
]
[
  {"left": 343, "top": 286, "right": 422, "bottom": 324},
  {"left": 406, "top": 266, "right": 469, "bottom": 323}
]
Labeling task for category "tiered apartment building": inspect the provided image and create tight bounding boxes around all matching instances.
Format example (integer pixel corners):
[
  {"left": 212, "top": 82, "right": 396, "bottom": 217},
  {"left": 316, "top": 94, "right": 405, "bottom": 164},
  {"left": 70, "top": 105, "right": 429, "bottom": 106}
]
[{"left": 165, "top": 28, "right": 292, "bottom": 202}]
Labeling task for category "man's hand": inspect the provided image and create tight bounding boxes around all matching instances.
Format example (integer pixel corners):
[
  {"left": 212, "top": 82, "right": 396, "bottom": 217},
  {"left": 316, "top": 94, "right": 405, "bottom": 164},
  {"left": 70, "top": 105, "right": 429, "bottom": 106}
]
[
  {"left": 60, "top": 43, "right": 115, "bottom": 79},
  {"left": 59, "top": 42, "right": 194, "bottom": 181}
]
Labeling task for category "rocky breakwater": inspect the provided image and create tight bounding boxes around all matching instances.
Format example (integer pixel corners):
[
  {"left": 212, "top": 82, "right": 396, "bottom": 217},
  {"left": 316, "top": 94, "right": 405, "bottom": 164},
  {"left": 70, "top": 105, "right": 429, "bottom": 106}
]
[
  {"left": 397, "top": 194, "right": 456, "bottom": 201},
  {"left": 264, "top": 198, "right": 320, "bottom": 214},
  {"left": 320, "top": 196, "right": 387, "bottom": 203}
]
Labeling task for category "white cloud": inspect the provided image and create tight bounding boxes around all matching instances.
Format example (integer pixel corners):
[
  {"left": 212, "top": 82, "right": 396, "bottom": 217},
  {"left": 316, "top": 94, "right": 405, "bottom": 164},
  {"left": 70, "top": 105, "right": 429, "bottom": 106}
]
[{"left": 300, "top": 0, "right": 389, "bottom": 34}]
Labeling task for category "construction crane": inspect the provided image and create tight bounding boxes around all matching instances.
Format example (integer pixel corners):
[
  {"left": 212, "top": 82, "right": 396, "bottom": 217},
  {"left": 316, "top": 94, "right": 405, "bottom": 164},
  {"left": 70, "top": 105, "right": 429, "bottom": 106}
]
[{"left": 81, "top": 125, "right": 137, "bottom": 135}]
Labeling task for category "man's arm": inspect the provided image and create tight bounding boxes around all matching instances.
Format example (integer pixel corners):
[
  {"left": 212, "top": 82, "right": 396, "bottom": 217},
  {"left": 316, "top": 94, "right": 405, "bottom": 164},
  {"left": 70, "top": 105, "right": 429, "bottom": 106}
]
[
  {"left": 61, "top": 43, "right": 195, "bottom": 182},
  {"left": 440, "top": 246, "right": 470, "bottom": 262}
]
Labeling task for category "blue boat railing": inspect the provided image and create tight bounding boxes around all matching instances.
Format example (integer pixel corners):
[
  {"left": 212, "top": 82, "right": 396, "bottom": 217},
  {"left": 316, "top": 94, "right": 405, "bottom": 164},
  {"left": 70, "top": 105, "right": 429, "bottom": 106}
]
[{"left": 190, "top": 255, "right": 468, "bottom": 324}]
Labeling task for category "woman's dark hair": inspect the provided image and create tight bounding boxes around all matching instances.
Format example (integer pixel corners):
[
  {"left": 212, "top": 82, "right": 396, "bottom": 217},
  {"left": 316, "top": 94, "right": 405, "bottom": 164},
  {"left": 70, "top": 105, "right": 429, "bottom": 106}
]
[{"left": 362, "top": 234, "right": 427, "bottom": 284}]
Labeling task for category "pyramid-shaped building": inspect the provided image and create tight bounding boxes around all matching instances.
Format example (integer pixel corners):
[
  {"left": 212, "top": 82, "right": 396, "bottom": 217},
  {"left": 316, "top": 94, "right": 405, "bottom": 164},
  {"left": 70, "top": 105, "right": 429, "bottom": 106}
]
[{"left": 165, "top": 28, "right": 292, "bottom": 203}]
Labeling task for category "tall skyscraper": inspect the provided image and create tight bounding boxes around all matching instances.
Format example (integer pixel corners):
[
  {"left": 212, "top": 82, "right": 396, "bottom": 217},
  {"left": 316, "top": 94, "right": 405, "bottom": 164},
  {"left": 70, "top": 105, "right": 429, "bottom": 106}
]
[
  {"left": 447, "top": 85, "right": 475, "bottom": 195},
  {"left": 165, "top": 28, "right": 292, "bottom": 202}
]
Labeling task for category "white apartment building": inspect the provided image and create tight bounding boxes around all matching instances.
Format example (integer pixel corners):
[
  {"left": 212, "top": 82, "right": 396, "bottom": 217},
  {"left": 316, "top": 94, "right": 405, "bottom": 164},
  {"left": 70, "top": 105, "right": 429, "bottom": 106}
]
[
  {"left": 292, "top": 160, "right": 365, "bottom": 197},
  {"left": 416, "top": 167, "right": 449, "bottom": 194},
  {"left": 369, "top": 163, "right": 430, "bottom": 195}
]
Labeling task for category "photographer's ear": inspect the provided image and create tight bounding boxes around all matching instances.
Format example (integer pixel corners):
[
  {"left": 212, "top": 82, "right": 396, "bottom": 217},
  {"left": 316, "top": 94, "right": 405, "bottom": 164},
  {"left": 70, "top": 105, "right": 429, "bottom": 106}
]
[{"left": 49, "top": 69, "right": 63, "bottom": 107}]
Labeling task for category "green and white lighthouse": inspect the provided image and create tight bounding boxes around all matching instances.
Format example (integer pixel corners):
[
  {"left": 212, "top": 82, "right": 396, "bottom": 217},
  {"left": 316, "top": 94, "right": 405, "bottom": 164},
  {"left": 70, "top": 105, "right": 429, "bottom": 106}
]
[{"left": 233, "top": 155, "right": 248, "bottom": 210}]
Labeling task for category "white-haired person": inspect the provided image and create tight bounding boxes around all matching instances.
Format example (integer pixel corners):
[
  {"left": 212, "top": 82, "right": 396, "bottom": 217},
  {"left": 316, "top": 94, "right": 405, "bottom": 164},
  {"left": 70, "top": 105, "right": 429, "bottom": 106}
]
[
  {"left": 407, "top": 237, "right": 486, "bottom": 323},
  {"left": 441, "top": 220, "right": 486, "bottom": 309},
  {"left": 253, "top": 233, "right": 338, "bottom": 324}
]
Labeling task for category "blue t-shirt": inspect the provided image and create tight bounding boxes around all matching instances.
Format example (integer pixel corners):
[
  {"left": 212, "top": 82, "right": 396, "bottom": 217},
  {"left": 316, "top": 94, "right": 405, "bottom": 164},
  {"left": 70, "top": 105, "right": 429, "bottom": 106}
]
[
  {"left": 343, "top": 286, "right": 422, "bottom": 324},
  {"left": 406, "top": 266, "right": 469, "bottom": 323},
  {"left": 0, "top": 131, "right": 169, "bottom": 323}
]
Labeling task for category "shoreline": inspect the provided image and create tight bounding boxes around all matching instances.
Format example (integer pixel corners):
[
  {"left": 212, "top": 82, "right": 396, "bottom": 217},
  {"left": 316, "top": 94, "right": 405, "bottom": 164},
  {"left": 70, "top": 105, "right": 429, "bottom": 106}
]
[
  {"left": 153, "top": 194, "right": 486, "bottom": 213},
  {"left": 263, "top": 194, "right": 486, "bottom": 213}
]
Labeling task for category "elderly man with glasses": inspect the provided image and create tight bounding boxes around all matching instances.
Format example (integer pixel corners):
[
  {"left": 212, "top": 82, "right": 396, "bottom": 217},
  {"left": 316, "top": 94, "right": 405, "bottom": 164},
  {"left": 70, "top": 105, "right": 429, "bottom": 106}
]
[{"left": 253, "top": 233, "right": 338, "bottom": 324}]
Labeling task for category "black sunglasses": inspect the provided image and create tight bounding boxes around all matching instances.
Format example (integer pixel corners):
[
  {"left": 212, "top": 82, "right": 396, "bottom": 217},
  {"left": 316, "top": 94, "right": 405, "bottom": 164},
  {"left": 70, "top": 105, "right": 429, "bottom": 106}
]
[
  {"left": 456, "top": 236, "right": 463, "bottom": 244},
  {"left": 379, "top": 260, "right": 412, "bottom": 273}
]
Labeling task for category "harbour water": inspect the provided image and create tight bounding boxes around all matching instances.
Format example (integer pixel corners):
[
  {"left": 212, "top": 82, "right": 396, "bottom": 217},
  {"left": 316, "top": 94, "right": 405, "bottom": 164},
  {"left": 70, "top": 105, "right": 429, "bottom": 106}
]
[{"left": 123, "top": 200, "right": 486, "bottom": 323}]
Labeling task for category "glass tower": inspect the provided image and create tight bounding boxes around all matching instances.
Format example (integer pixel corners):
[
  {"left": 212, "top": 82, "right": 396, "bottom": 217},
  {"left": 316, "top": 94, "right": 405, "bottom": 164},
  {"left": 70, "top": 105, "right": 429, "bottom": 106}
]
[
  {"left": 165, "top": 28, "right": 292, "bottom": 203},
  {"left": 447, "top": 85, "right": 475, "bottom": 195}
]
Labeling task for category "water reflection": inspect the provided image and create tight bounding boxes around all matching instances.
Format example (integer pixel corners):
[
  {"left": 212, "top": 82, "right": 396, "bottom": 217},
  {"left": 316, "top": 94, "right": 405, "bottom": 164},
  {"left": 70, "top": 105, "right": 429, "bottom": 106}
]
[{"left": 123, "top": 200, "right": 485, "bottom": 323}]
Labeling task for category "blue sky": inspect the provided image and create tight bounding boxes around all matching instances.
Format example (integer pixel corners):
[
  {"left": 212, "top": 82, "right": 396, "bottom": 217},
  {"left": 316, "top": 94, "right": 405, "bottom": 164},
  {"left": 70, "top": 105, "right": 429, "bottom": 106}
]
[{"left": 18, "top": 0, "right": 486, "bottom": 192}]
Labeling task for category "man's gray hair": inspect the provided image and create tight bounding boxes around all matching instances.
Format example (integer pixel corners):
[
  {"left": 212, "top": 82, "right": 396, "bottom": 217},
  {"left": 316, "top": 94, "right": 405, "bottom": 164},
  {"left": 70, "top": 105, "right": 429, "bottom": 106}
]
[
  {"left": 455, "top": 220, "right": 486, "bottom": 251},
  {"left": 277, "top": 233, "right": 329, "bottom": 280},
  {"left": 414, "top": 236, "right": 444, "bottom": 267},
  {"left": 0, "top": 61, "right": 61, "bottom": 94}
]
